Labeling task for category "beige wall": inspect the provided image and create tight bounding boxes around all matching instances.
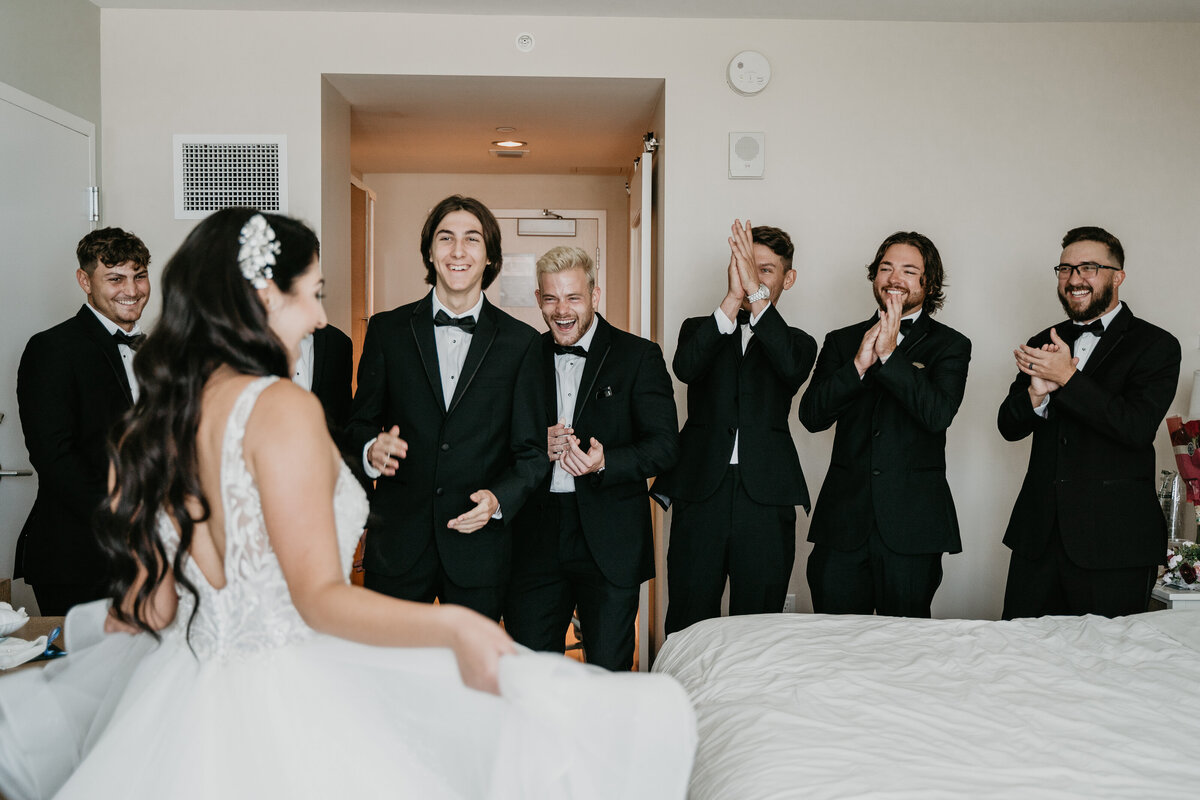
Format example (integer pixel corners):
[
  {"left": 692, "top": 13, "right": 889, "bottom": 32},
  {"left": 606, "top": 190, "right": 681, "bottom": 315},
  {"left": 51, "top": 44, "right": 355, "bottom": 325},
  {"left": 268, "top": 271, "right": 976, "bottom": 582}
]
[
  {"left": 321, "top": 79, "right": 353, "bottom": 333},
  {"left": 2, "top": 0, "right": 101, "bottom": 181},
  {"left": 363, "top": 172, "right": 629, "bottom": 328},
  {"left": 98, "top": 10, "right": 1200, "bottom": 620}
]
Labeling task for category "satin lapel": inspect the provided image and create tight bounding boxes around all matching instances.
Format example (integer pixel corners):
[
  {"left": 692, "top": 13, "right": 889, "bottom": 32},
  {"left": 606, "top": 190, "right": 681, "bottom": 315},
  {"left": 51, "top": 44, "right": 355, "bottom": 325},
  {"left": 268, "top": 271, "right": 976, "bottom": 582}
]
[
  {"left": 77, "top": 306, "right": 134, "bottom": 406},
  {"left": 1082, "top": 304, "right": 1131, "bottom": 375},
  {"left": 447, "top": 299, "right": 497, "bottom": 416},
  {"left": 898, "top": 312, "right": 931, "bottom": 353},
  {"left": 573, "top": 317, "right": 611, "bottom": 423},
  {"left": 310, "top": 330, "right": 327, "bottom": 391},
  {"left": 540, "top": 334, "right": 557, "bottom": 424},
  {"left": 410, "top": 293, "right": 445, "bottom": 414}
]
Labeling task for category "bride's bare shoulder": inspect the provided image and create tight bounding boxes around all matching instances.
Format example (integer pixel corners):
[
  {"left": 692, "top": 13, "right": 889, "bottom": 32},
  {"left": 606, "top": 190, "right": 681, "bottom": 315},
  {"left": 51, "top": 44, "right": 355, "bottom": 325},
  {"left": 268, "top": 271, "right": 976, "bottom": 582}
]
[{"left": 244, "top": 378, "right": 328, "bottom": 447}]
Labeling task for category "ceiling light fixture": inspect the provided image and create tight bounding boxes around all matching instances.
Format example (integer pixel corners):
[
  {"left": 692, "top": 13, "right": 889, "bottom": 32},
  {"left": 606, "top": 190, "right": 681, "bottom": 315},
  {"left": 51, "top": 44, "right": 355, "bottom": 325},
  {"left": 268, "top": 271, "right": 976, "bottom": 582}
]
[
  {"left": 495, "top": 126, "right": 516, "bottom": 133},
  {"left": 492, "top": 140, "right": 527, "bottom": 148}
]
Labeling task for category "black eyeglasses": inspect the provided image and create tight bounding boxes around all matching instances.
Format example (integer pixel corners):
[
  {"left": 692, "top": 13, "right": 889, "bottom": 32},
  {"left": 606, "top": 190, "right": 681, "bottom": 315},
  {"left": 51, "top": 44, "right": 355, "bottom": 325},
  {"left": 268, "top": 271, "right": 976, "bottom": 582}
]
[{"left": 1052, "top": 262, "right": 1121, "bottom": 279}]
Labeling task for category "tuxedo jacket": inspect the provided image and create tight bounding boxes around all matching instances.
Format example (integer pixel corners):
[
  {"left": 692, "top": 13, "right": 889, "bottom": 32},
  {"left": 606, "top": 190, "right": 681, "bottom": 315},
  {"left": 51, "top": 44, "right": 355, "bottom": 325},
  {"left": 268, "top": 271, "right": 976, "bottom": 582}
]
[
  {"left": 514, "top": 316, "right": 679, "bottom": 588},
  {"left": 16, "top": 305, "right": 135, "bottom": 586},
  {"left": 799, "top": 312, "right": 971, "bottom": 555},
  {"left": 346, "top": 292, "right": 548, "bottom": 587},
  {"left": 652, "top": 304, "right": 817, "bottom": 508},
  {"left": 997, "top": 303, "right": 1179, "bottom": 570},
  {"left": 310, "top": 324, "right": 353, "bottom": 436}
]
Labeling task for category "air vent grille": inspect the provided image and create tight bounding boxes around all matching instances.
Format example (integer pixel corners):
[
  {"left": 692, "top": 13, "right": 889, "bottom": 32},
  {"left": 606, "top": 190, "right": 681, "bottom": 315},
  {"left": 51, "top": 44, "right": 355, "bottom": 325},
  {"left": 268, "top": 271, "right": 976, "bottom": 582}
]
[{"left": 173, "top": 135, "right": 288, "bottom": 219}]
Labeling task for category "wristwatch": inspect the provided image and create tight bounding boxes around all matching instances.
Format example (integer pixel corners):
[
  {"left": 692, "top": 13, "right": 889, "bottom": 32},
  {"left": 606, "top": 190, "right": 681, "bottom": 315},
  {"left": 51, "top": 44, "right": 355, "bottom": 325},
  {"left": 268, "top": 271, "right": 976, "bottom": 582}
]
[{"left": 745, "top": 285, "right": 769, "bottom": 304}]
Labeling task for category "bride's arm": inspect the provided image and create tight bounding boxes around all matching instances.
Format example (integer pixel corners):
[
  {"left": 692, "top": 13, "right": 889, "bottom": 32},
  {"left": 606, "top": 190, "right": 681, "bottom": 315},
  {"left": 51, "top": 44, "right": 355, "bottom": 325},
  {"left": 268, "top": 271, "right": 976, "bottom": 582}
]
[{"left": 245, "top": 382, "right": 515, "bottom": 695}]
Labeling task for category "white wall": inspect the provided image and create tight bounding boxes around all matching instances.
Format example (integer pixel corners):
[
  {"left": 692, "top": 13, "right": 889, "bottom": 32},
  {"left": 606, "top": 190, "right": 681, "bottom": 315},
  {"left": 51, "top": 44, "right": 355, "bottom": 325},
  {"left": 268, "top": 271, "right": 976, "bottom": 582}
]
[{"left": 99, "top": 10, "right": 1200, "bottom": 620}]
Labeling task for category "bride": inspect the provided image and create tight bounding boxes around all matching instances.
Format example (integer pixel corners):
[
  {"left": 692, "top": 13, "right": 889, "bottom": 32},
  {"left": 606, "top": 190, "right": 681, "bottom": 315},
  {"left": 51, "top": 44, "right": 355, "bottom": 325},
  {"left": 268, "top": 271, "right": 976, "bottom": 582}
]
[{"left": 0, "top": 209, "right": 695, "bottom": 799}]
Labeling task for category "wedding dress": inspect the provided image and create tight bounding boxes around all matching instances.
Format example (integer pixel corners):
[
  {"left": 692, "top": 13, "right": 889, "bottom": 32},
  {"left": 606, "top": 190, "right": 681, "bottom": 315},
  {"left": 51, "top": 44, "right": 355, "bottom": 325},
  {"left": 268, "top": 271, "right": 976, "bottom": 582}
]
[{"left": 0, "top": 377, "right": 695, "bottom": 799}]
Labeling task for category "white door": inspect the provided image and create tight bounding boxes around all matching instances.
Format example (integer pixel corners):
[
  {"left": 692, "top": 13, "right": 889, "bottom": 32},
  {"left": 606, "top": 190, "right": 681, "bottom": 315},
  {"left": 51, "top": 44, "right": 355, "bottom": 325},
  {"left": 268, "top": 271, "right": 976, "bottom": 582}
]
[
  {"left": 628, "top": 149, "right": 663, "bottom": 669},
  {"left": 0, "top": 83, "right": 96, "bottom": 612}
]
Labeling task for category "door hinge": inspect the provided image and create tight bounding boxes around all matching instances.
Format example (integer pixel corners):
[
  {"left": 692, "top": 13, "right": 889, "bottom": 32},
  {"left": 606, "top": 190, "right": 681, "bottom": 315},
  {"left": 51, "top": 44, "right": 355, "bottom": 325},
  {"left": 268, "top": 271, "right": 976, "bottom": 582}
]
[
  {"left": 642, "top": 132, "right": 659, "bottom": 153},
  {"left": 88, "top": 186, "right": 99, "bottom": 222}
]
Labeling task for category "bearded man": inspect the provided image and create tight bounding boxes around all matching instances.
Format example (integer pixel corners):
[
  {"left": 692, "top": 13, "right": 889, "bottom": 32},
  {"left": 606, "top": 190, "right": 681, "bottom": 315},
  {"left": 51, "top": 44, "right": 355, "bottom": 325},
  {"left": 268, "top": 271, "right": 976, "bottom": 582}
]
[
  {"left": 799, "top": 231, "right": 971, "bottom": 617},
  {"left": 998, "top": 226, "right": 1180, "bottom": 618}
]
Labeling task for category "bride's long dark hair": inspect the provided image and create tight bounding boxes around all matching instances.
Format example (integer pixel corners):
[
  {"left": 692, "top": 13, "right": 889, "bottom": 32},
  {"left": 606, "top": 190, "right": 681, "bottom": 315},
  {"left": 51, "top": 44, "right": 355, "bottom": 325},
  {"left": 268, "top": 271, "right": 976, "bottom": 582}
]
[{"left": 100, "top": 208, "right": 320, "bottom": 635}]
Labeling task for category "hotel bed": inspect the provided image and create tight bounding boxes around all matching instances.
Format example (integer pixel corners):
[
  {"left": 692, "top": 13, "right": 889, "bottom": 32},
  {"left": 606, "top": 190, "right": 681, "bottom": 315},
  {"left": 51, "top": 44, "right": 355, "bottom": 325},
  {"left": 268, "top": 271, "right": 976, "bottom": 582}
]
[{"left": 653, "top": 610, "right": 1200, "bottom": 799}]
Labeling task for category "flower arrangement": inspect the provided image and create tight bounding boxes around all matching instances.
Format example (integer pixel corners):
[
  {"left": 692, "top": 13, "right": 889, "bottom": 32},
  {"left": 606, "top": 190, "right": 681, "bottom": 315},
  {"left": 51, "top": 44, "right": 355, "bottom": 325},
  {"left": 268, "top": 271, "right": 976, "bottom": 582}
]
[{"left": 1164, "top": 540, "right": 1200, "bottom": 590}]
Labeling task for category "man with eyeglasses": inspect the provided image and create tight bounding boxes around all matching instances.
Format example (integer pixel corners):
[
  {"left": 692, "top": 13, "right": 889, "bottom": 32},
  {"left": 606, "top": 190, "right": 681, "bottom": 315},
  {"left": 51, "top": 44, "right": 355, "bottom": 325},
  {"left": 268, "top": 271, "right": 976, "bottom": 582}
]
[{"left": 998, "top": 226, "right": 1180, "bottom": 618}]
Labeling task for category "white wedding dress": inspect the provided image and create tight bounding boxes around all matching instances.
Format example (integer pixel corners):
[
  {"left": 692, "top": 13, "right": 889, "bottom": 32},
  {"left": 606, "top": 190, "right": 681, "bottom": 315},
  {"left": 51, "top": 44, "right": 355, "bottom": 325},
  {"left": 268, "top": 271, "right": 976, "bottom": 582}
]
[{"left": 0, "top": 377, "right": 696, "bottom": 799}]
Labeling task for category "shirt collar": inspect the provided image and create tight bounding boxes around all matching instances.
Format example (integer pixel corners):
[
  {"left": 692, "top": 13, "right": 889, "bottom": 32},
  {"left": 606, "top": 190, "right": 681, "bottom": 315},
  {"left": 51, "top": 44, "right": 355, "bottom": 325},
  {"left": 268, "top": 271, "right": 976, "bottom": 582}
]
[
  {"left": 1078, "top": 301, "right": 1123, "bottom": 330},
  {"left": 85, "top": 302, "right": 142, "bottom": 337},
  {"left": 431, "top": 289, "right": 484, "bottom": 322}
]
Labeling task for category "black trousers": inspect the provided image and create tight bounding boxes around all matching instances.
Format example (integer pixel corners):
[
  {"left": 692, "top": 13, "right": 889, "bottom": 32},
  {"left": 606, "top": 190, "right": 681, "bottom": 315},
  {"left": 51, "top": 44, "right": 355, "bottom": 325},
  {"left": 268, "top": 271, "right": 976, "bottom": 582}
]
[
  {"left": 505, "top": 493, "right": 640, "bottom": 671},
  {"left": 1002, "top": 521, "right": 1155, "bottom": 619},
  {"left": 365, "top": 533, "right": 506, "bottom": 622},
  {"left": 32, "top": 581, "right": 108, "bottom": 617},
  {"left": 807, "top": 521, "right": 943, "bottom": 618},
  {"left": 664, "top": 466, "right": 796, "bottom": 636}
]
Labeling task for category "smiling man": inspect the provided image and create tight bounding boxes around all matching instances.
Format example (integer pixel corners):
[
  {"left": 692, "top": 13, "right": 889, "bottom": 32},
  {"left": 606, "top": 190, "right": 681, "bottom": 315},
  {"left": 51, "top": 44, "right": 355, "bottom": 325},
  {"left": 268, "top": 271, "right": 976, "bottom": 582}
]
[
  {"left": 799, "top": 231, "right": 970, "bottom": 618},
  {"left": 346, "top": 195, "right": 547, "bottom": 621},
  {"left": 998, "top": 226, "right": 1180, "bottom": 618},
  {"left": 654, "top": 221, "right": 816, "bottom": 635},
  {"left": 16, "top": 227, "right": 151, "bottom": 614},
  {"left": 504, "top": 246, "right": 677, "bottom": 670}
]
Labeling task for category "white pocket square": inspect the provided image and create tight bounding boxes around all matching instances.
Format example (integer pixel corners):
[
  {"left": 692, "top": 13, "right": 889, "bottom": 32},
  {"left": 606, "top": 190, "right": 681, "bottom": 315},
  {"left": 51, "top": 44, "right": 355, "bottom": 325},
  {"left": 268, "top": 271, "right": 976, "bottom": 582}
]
[{"left": 912, "top": 362, "right": 925, "bottom": 369}]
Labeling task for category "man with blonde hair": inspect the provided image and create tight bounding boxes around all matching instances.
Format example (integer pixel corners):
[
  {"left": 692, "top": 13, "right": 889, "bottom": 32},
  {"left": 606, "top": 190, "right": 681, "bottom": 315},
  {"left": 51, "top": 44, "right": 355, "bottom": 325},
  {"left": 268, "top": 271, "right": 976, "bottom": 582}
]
[{"left": 506, "top": 246, "right": 678, "bottom": 670}]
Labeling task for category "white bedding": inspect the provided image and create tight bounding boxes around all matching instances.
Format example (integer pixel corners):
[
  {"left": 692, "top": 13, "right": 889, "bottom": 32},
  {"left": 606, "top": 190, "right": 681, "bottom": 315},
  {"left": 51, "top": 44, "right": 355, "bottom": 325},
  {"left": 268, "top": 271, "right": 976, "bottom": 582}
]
[{"left": 653, "top": 611, "right": 1200, "bottom": 799}]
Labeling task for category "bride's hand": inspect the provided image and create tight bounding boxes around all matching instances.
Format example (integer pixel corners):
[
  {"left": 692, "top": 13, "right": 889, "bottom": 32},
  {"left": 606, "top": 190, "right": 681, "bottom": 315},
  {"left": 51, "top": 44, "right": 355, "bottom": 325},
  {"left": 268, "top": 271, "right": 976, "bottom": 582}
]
[{"left": 448, "top": 606, "right": 516, "bottom": 696}]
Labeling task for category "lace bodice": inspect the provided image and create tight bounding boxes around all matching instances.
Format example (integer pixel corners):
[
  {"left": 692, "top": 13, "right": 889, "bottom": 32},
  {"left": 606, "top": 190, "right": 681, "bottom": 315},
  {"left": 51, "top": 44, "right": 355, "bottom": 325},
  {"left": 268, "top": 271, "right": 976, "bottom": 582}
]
[{"left": 156, "top": 376, "right": 368, "bottom": 660}]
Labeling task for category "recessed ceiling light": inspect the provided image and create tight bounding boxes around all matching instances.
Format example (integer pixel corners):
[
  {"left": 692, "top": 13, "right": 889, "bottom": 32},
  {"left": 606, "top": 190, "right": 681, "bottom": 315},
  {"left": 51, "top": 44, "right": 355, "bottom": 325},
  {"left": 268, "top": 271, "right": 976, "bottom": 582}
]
[
  {"left": 495, "top": 126, "right": 517, "bottom": 133},
  {"left": 492, "top": 140, "right": 527, "bottom": 147}
]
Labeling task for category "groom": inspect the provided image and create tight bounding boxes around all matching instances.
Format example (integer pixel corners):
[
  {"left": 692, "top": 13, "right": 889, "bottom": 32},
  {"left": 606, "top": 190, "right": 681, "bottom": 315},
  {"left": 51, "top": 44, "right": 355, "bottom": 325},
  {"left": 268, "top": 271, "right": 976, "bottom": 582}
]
[{"left": 346, "top": 196, "right": 547, "bottom": 620}]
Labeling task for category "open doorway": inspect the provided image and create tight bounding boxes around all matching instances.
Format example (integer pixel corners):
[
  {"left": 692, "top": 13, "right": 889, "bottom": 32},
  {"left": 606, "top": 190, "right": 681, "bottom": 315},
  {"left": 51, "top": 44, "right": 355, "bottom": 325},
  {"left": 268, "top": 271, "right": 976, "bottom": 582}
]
[{"left": 325, "top": 73, "right": 668, "bottom": 668}]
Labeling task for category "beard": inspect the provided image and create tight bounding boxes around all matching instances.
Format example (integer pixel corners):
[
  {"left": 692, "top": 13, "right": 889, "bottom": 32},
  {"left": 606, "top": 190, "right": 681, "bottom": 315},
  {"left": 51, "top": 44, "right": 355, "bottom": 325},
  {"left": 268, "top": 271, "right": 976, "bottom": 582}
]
[
  {"left": 1058, "top": 280, "right": 1114, "bottom": 322},
  {"left": 873, "top": 284, "right": 923, "bottom": 315}
]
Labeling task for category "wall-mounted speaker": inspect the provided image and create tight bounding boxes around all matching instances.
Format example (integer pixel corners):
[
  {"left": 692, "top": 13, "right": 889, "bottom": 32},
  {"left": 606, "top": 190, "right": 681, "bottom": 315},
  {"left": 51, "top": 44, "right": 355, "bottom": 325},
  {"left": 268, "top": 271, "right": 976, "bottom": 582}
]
[{"left": 729, "top": 131, "right": 765, "bottom": 179}]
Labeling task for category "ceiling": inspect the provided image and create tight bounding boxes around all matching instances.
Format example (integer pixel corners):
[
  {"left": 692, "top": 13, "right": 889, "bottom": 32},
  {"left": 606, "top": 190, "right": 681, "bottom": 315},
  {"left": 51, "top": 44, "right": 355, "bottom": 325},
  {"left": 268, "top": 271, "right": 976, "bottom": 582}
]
[
  {"left": 327, "top": 75, "right": 663, "bottom": 176},
  {"left": 87, "top": 0, "right": 1200, "bottom": 23}
]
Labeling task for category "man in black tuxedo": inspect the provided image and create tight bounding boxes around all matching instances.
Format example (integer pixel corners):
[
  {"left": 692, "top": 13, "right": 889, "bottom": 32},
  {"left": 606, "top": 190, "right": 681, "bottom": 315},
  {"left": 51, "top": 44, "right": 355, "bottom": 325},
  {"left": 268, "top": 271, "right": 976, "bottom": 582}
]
[
  {"left": 655, "top": 221, "right": 816, "bottom": 636},
  {"left": 799, "top": 231, "right": 970, "bottom": 618},
  {"left": 16, "top": 227, "right": 151, "bottom": 615},
  {"left": 999, "top": 226, "right": 1180, "bottom": 618},
  {"left": 294, "top": 324, "right": 353, "bottom": 435},
  {"left": 505, "top": 247, "right": 677, "bottom": 670},
  {"left": 346, "top": 196, "right": 547, "bottom": 621}
]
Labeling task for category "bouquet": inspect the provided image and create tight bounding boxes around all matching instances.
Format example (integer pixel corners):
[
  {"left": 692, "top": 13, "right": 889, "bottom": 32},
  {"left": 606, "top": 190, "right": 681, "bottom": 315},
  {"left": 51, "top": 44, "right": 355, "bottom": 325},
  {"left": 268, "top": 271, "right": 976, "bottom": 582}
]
[{"left": 1164, "top": 540, "right": 1200, "bottom": 590}]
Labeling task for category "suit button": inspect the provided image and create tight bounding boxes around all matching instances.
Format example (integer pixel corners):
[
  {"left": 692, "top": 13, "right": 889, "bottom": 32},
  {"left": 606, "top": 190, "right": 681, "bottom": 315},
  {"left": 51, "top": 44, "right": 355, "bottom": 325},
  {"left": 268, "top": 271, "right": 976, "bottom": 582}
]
[
  {"left": 727, "top": 426, "right": 736, "bottom": 435},
  {"left": 435, "top": 488, "right": 444, "bottom": 496},
  {"left": 1060, "top": 437, "right": 1067, "bottom": 445},
  {"left": 440, "top": 443, "right": 450, "bottom": 451},
  {"left": 873, "top": 430, "right": 881, "bottom": 438},
  {"left": 871, "top": 469, "right": 881, "bottom": 476}
]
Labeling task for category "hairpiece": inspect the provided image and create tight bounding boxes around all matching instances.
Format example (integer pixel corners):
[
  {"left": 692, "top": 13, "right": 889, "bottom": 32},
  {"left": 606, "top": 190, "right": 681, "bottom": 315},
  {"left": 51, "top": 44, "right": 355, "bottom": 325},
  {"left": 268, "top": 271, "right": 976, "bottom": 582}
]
[{"left": 237, "top": 214, "right": 281, "bottom": 289}]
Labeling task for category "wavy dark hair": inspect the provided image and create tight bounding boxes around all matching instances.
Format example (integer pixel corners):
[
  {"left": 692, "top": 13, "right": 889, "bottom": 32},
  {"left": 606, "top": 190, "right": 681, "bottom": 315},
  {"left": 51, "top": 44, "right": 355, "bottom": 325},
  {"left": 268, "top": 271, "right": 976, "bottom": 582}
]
[
  {"left": 865, "top": 231, "right": 946, "bottom": 315},
  {"left": 419, "top": 195, "right": 503, "bottom": 290},
  {"left": 76, "top": 226, "right": 151, "bottom": 274},
  {"left": 99, "top": 208, "right": 320, "bottom": 637}
]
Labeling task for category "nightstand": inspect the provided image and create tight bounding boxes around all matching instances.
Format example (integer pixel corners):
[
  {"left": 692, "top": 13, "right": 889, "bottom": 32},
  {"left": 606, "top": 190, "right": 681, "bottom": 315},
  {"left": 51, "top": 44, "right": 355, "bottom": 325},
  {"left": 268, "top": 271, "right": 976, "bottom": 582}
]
[{"left": 1150, "top": 583, "right": 1200, "bottom": 611}]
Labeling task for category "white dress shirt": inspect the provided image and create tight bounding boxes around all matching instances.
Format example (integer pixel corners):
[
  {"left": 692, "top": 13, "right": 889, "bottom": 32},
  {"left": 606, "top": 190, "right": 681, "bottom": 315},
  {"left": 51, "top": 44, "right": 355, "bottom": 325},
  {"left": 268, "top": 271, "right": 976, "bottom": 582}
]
[
  {"left": 85, "top": 303, "right": 143, "bottom": 403},
  {"left": 293, "top": 333, "right": 315, "bottom": 391},
  {"left": 713, "top": 303, "right": 770, "bottom": 465},
  {"left": 549, "top": 318, "right": 600, "bottom": 494},
  {"left": 1034, "top": 302, "right": 1124, "bottom": 418}
]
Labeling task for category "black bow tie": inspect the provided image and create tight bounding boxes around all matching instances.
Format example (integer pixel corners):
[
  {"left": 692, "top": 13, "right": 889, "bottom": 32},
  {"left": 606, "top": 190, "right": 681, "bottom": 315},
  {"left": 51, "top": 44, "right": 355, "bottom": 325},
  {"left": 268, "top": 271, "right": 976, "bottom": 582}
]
[
  {"left": 1056, "top": 319, "right": 1104, "bottom": 344},
  {"left": 554, "top": 344, "right": 587, "bottom": 358},
  {"left": 112, "top": 330, "right": 146, "bottom": 351},
  {"left": 899, "top": 318, "right": 915, "bottom": 336},
  {"left": 736, "top": 309, "right": 751, "bottom": 326},
  {"left": 433, "top": 309, "right": 476, "bottom": 334}
]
